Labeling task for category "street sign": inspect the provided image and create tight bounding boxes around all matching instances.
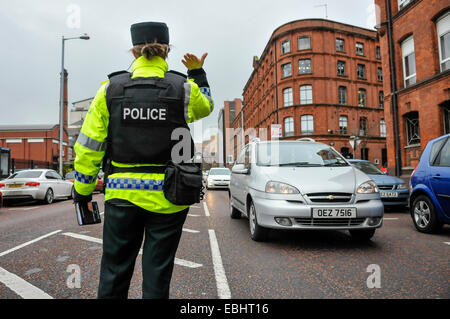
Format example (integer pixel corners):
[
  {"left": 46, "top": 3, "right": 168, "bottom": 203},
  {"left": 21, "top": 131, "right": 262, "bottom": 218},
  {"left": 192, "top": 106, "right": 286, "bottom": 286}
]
[
  {"left": 349, "top": 139, "right": 361, "bottom": 150},
  {"left": 271, "top": 124, "right": 282, "bottom": 138}
]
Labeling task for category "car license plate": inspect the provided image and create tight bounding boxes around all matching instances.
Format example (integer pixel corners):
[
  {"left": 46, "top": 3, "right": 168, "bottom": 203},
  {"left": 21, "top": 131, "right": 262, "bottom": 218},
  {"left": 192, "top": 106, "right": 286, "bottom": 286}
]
[
  {"left": 8, "top": 184, "right": 23, "bottom": 189},
  {"left": 380, "top": 192, "right": 398, "bottom": 198},
  {"left": 312, "top": 208, "right": 357, "bottom": 218}
]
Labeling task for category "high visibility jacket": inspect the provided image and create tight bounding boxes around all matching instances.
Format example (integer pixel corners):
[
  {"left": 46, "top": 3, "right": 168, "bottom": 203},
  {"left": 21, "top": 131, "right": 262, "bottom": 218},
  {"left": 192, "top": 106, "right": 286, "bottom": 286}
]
[{"left": 73, "top": 56, "right": 213, "bottom": 213}]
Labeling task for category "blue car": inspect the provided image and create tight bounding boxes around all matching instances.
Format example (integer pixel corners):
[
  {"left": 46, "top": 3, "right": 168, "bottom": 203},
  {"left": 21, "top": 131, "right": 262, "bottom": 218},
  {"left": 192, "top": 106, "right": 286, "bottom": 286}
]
[
  {"left": 348, "top": 159, "right": 409, "bottom": 208},
  {"left": 410, "top": 134, "right": 450, "bottom": 233}
]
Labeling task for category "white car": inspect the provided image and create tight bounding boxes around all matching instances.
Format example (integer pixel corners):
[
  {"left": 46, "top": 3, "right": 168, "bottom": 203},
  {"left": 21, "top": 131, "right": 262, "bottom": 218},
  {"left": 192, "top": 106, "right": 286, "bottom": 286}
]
[
  {"left": 206, "top": 168, "right": 231, "bottom": 190},
  {"left": 0, "top": 169, "right": 74, "bottom": 204}
]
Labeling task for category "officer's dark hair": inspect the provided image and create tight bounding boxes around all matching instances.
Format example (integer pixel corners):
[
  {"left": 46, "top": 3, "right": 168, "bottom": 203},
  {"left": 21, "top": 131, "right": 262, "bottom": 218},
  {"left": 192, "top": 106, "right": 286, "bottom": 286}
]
[{"left": 132, "top": 42, "right": 170, "bottom": 60}]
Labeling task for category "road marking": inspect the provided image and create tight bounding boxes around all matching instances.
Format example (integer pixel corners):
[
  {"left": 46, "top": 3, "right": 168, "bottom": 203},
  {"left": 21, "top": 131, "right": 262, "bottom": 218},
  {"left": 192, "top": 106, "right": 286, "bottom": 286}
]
[
  {"left": 7, "top": 207, "right": 38, "bottom": 211},
  {"left": 383, "top": 218, "right": 399, "bottom": 220},
  {"left": 187, "top": 214, "right": 201, "bottom": 217},
  {"left": 183, "top": 228, "right": 200, "bottom": 234},
  {"left": 203, "top": 202, "right": 210, "bottom": 217},
  {"left": 208, "top": 229, "right": 231, "bottom": 299},
  {"left": 0, "top": 266, "right": 53, "bottom": 299},
  {"left": 0, "top": 230, "right": 62, "bottom": 257},
  {"left": 190, "top": 206, "right": 201, "bottom": 209},
  {"left": 61, "top": 232, "right": 202, "bottom": 268},
  {"left": 100, "top": 211, "right": 104, "bottom": 216},
  {"left": 444, "top": 242, "right": 450, "bottom": 246}
]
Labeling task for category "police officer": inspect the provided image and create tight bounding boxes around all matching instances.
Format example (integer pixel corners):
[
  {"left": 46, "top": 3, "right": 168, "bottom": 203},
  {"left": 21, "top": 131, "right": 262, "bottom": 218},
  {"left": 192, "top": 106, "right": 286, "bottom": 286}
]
[{"left": 73, "top": 22, "right": 213, "bottom": 299}]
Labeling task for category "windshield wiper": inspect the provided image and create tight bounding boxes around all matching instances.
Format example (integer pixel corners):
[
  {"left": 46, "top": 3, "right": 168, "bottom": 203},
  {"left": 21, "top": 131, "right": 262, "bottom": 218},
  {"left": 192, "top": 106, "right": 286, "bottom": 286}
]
[
  {"left": 323, "top": 162, "right": 349, "bottom": 167},
  {"left": 278, "top": 162, "right": 321, "bottom": 167}
]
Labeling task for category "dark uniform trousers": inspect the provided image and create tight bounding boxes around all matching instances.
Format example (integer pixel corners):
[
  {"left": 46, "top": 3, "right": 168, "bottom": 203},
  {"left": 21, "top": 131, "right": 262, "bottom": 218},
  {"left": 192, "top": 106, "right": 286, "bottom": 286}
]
[{"left": 98, "top": 201, "right": 188, "bottom": 299}]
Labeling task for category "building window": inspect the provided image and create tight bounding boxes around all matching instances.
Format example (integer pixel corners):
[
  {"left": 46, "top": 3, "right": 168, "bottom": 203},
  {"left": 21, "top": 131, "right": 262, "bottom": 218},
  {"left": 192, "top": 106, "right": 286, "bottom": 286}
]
[
  {"left": 445, "top": 105, "right": 450, "bottom": 134},
  {"left": 298, "top": 59, "right": 312, "bottom": 74},
  {"left": 358, "top": 89, "right": 367, "bottom": 107},
  {"left": 338, "top": 86, "right": 347, "bottom": 105},
  {"left": 359, "top": 117, "right": 368, "bottom": 136},
  {"left": 437, "top": 12, "right": 450, "bottom": 72},
  {"left": 379, "top": 91, "right": 384, "bottom": 109},
  {"left": 404, "top": 111, "right": 420, "bottom": 145},
  {"left": 341, "top": 147, "right": 352, "bottom": 159},
  {"left": 300, "top": 85, "right": 313, "bottom": 104},
  {"left": 339, "top": 115, "right": 348, "bottom": 135},
  {"left": 377, "top": 67, "right": 383, "bottom": 81},
  {"left": 336, "top": 38, "right": 345, "bottom": 52},
  {"left": 357, "top": 64, "right": 366, "bottom": 79},
  {"left": 356, "top": 42, "right": 364, "bottom": 56},
  {"left": 281, "top": 63, "right": 292, "bottom": 78},
  {"left": 284, "top": 117, "right": 294, "bottom": 137},
  {"left": 337, "top": 60, "right": 346, "bottom": 76},
  {"left": 281, "top": 40, "right": 290, "bottom": 54},
  {"left": 376, "top": 46, "right": 381, "bottom": 59},
  {"left": 401, "top": 36, "right": 416, "bottom": 87},
  {"left": 301, "top": 115, "right": 314, "bottom": 135},
  {"left": 283, "top": 88, "right": 293, "bottom": 107},
  {"left": 398, "top": 0, "right": 411, "bottom": 10},
  {"left": 380, "top": 119, "right": 386, "bottom": 137},
  {"left": 361, "top": 148, "right": 369, "bottom": 160},
  {"left": 298, "top": 36, "right": 311, "bottom": 50}
]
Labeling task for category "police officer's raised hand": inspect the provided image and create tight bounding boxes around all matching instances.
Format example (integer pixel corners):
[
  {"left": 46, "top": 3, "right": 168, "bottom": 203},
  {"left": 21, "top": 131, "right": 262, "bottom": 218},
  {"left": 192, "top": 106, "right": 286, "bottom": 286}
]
[{"left": 182, "top": 53, "right": 208, "bottom": 70}]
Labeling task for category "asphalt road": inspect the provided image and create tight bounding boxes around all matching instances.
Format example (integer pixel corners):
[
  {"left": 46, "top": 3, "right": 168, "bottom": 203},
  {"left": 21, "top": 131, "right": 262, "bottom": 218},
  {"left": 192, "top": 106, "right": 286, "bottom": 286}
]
[{"left": 0, "top": 190, "right": 449, "bottom": 299}]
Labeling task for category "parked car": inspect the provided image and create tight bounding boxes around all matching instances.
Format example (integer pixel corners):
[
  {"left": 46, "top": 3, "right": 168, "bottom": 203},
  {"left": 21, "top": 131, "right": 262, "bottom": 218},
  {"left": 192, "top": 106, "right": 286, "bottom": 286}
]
[
  {"left": 229, "top": 138, "right": 384, "bottom": 241},
  {"left": 206, "top": 168, "right": 231, "bottom": 189},
  {"left": 65, "top": 171, "right": 104, "bottom": 192},
  {"left": 409, "top": 134, "right": 450, "bottom": 233},
  {"left": 0, "top": 169, "right": 74, "bottom": 204},
  {"left": 348, "top": 159, "right": 409, "bottom": 208}
]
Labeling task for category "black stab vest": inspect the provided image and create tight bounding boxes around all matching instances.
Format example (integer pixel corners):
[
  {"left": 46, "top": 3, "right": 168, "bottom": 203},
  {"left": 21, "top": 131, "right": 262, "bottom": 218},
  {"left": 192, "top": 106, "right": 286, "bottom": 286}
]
[{"left": 105, "top": 71, "right": 194, "bottom": 165}]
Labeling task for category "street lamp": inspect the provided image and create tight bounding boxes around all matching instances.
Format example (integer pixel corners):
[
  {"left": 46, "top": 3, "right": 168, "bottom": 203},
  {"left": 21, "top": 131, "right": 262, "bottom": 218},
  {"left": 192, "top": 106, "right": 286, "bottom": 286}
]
[{"left": 59, "top": 33, "right": 90, "bottom": 176}]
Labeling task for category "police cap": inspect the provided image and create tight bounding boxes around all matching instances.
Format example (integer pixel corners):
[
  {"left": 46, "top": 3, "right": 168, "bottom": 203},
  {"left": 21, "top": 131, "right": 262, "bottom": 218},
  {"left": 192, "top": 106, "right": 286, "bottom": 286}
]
[{"left": 130, "top": 22, "right": 169, "bottom": 46}]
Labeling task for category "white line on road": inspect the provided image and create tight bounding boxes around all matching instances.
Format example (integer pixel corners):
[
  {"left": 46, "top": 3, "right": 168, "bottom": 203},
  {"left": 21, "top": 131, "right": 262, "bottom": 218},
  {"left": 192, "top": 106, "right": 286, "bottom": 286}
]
[
  {"left": 0, "top": 266, "right": 53, "bottom": 299},
  {"left": 183, "top": 228, "right": 200, "bottom": 234},
  {"left": 0, "top": 230, "right": 62, "bottom": 257},
  {"left": 203, "top": 202, "right": 210, "bottom": 217},
  {"left": 61, "top": 232, "right": 203, "bottom": 268},
  {"left": 7, "top": 207, "right": 39, "bottom": 211},
  {"left": 208, "top": 229, "right": 231, "bottom": 299},
  {"left": 444, "top": 242, "right": 450, "bottom": 246},
  {"left": 187, "top": 214, "right": 201, "bottom": 217}
]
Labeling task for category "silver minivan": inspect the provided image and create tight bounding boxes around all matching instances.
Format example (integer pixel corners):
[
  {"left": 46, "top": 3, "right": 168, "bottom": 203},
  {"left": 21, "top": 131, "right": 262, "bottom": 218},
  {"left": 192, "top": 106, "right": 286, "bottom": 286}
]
[{"left": 229, "top": 139, "right": 384, "bottom": 241}]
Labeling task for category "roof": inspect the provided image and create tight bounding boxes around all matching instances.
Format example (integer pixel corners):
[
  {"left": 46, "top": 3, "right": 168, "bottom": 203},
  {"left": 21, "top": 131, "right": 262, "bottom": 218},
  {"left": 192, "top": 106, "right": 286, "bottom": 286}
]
[{"left": 0, "top": 124, "right": 58, "bottom": 131}]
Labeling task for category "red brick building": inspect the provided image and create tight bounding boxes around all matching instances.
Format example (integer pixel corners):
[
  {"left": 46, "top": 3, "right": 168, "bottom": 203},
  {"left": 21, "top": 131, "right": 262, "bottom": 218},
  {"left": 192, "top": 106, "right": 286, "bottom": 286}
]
[
  {"left": 0, "top": 70, "right": 69, "bottom": 172},
  {"left": 240, "top": 19, "right": 387, "bottom": 166},
  {"left": 375, "top": 0, "right": 449, "bottom": 177}
]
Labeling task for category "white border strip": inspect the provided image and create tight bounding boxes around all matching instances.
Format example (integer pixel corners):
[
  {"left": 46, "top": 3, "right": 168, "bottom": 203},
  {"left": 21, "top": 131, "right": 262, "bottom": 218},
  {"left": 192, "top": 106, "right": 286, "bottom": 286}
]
[
  {"left": 208, "top": 229, "right": 231, "bottom": 299},
  {"left": 203, "top": 202, "right": 210, "bottom": 217},
  {"left": 62, "top": 232, "right": 202, "bottom": 268},
  {"left": 0, "top": 267, "right": 53, "bottom": 299},
  {"left": 0, "top": 230, "right": 62, "bottom": 257}
]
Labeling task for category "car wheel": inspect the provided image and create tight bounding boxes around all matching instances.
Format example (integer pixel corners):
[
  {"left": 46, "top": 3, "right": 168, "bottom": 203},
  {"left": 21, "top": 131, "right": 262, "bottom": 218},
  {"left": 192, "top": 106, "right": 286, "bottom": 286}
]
[
  {"left": 248, "top": 201, "right": 268, "bottom": 242},
  {"left": 229, "top": 195, "right": 241, "bottom": 219},
  {"left": 411, "top": 195, "right": 443, "bottom": 233},
  {"left": 69, "top": 186, "right": 74, "bottom": 200},
  {"left": 43, "top": 188, "right": 54, "bottom": 205},
  {"left": 349, "top": 229, "right": 375, "bottom": 241}
]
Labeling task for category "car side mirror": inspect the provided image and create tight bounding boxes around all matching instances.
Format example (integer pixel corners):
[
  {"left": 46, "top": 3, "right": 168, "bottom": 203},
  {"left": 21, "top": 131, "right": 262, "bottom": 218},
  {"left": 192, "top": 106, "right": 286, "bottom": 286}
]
[{"left": 232, "top": 164, "right": 249, "bottom": 174}]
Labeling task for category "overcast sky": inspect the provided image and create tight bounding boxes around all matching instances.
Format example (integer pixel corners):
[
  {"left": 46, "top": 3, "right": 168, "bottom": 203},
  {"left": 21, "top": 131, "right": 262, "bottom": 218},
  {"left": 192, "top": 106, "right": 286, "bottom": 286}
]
[{"left": 0, "top": 0, "right": 377, "bottom": 142}]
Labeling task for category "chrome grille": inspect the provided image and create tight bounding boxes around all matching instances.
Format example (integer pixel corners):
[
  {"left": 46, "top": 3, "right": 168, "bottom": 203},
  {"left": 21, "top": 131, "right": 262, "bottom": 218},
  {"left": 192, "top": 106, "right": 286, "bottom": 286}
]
[
  {"left": 294, "top": 217, "right": 366, "bottom": 227},
  {"left": 306, "top": 193, "right": 352, "bottom": 203},
  {"left": 378, "top": 185, "right": 394, "bottom": 190}
]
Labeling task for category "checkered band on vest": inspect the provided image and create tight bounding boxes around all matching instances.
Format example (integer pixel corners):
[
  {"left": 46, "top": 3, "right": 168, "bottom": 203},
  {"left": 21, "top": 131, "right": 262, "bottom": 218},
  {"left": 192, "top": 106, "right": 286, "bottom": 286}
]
[
  {"left": 75, "top": 171, "right": 96, "bottom": 184},
  {"left": 106, "top": 178, "right": 164, "bottom": 191}
]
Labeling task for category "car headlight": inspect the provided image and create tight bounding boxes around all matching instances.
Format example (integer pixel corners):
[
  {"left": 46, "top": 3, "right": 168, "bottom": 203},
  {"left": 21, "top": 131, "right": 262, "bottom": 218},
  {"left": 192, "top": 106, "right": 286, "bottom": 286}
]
[
  {"left": 357, "top": 181, "right": 379, "bottom": 194},
  {"left": 265, "top": 181, "right": 299, "bottom": 194},
  {"left": 397, "top": 183, "right": 407, "bottom": 189}
]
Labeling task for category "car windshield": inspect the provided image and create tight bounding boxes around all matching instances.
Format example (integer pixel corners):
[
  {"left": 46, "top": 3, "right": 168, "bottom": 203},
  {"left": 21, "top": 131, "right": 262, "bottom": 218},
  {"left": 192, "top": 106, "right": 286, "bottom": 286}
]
[
  {"left": 351, "top": 161, "right": 384, "bottom": 175},
  {"left": 209, "top": 169, "right": 231, "bottom": 175},
  {"left": 65, "top": 171, "right": 76, "bottom": 179},
  {"left": 7, "top": 171, "right": 43, "bottom": 179},
  {"left": 257, "top": 142, "right": 348, "bottom": 167}
]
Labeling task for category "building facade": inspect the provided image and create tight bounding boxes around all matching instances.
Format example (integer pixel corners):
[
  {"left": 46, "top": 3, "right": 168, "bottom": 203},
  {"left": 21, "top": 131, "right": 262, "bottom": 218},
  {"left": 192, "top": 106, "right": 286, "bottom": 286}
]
[
  {"left": 218, "top": 99, "right": 243, "bottom": 166},
  {"left": 68, "top": 97, "right": 94, "bottom": 161},
  {"left": 375, "top": 0, "right": 450, "bottom": 176},
  {"left": 241, "top": 19, "right": 387, "bottom": 166}
]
